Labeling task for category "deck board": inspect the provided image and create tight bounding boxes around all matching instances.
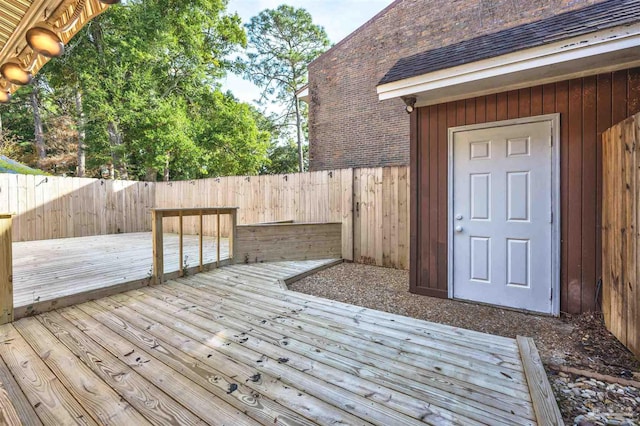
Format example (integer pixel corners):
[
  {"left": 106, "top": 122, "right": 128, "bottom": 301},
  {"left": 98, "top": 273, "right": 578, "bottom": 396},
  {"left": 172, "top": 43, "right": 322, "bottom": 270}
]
[
  {"left": 13, "top": 232, "right": 230, "bottom": 316},
  {"left": 1, "top": 256, "right": 554, "bottom": 425}
]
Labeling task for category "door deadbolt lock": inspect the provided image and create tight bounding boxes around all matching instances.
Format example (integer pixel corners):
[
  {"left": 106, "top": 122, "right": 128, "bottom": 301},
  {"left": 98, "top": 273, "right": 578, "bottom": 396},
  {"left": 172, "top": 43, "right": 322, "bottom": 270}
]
[{"left": 455, "top": 214, "right": 463, "bottom": 220}]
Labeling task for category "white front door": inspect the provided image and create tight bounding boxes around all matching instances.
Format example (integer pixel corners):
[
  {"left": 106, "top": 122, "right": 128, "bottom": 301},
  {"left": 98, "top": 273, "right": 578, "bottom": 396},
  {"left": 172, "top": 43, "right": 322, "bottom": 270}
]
[{"left": 450, "top": 118, "right": 557, "bottom": 314}]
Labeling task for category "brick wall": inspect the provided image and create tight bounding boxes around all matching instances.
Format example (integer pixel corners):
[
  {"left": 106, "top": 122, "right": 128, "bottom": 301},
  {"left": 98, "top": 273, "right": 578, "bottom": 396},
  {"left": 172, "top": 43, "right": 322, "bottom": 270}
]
[{"left": 308, "top": 0, "right": 606, "bottom": 171}]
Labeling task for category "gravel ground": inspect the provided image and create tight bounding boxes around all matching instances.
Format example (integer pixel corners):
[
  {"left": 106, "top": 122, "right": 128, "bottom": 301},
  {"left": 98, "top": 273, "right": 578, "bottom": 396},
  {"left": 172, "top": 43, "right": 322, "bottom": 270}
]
[{"left": 289, "top": 262, "right": 640, "bottom": 425}]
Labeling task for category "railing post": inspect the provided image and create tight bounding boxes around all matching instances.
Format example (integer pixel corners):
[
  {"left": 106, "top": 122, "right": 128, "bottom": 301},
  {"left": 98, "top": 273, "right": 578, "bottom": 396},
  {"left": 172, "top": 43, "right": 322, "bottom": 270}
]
[
  {"left": 0, "top": 214, "right": 13, "bottom": 325},
  {"left": 216, "top": 211, "right": 221, "bottom": 268},
  {"left": 231, "top": 209, "right": 238, "bottom": 262},
  {"left": 199, "top": 210, "right": 203, "bottom": 272},
  {"left": 152, "top": 210, "right": 164, "bottom": 285},
  {"left": 178, "top": 211, "right": 184, "bottom": 277}
]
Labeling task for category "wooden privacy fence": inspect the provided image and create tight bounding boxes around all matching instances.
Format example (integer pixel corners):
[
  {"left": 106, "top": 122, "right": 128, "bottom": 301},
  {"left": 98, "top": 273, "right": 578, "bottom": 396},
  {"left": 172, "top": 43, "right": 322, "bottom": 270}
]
[
  {"left": 0, "top": 174, "right": 154, "bottom": 242},
  {"left": 602, "top": 113, "right": 640, "bottom": 359},
  {"left": 1, "top": 166, "right": 410, "bottom": 270},
  {"left": 155, "top": 167, "right": 410, "bottom": 269}
]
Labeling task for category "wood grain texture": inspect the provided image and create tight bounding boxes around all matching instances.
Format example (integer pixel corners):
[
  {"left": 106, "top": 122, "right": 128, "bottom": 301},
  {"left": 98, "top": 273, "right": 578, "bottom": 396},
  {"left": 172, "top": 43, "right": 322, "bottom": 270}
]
[
  {"left": 12, "top": 317, "right": 151, "bottom": 425},
  {"left": 235, "top": 223, "right": 342, "bottom": 263},
  {"left": 0, "top": 215, "right": 12, "bottom": 325},
  {"left": 12, "top": 232, "right": 229, "bottom": 318},
  {"left": 36, "top": 311, "right": 206, "bottom": 426},
  {"left": 0, "top": 354, "right": 42, "bottom": 426},
  {"left": 155, "top": 168, "right": 408, "bottom": 268},
  {"left": 411, "top": 67, "right": 640, "bottom": 312},
  {"left": 602, "top": 113, "right": 640, "bottom": 360},
  {"left": 0, "top": 375, "right": 23, "bottom": 426},
  {"left": 517, "top": 336, "right": 563, "bottom": 425},
  {"left": 0, "top": 324, "right": 98, "bottom": 425},
  {"left": 0, "top": 261, "right": 544, "bottom": 425},
  {"left": 0, "top": 175, "right": 154, "bottom": 242}
]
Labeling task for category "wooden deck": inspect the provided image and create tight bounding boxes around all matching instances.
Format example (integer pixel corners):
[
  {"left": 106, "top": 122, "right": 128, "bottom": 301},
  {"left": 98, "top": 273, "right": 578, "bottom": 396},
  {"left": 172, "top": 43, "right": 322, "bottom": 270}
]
[
  {"left": 12, "top": 232, "right": 230, "bottom": 318},
  {"left": 0, "top": 260, "right": 560, "bottom": 425}
]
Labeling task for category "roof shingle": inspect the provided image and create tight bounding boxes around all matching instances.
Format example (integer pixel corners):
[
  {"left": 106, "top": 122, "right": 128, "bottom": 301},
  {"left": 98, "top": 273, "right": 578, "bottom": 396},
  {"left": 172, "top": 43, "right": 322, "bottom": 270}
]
[{"left": 378, "top": 0, "right": 640, "bottom": 86}]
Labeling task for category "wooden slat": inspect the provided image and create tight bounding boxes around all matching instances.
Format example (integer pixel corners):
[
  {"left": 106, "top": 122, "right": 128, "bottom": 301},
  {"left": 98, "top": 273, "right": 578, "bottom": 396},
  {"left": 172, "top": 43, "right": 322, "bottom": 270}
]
[
  {"left": 0, "top": 215, "right": 12, "bottom": 325},
  {"left": 556, "top": 79, "right": 571, "bottom": 314},
  {"left": 36, "top": 311, "right": 206, "bottom": 426},
  {"left": 235, "top": 223, "right": 341, "bottom": 263},
  {"left": 564, "top": 78, "right": 582, "bottom": 313},
  {"left": 0, "top": 354, "right": 41, "bottom": 426},
  {"left": 517, "top": 336, "right": 563, "bottom": 425},
  {"left": 602, "top": 120, "right": 612, "bottom": 327},
  {"left": 1, "top": 260, "right": 543, "bottom": 426},
  {"left": 79, "top": 298, "right": 356, "bottom": 426},
  {"left": 114, "top": 289, "right": 452, "bottom": 426},
  {"left": 13, "top": 317, "right": 151, "bottom": 425},
  {"left": 149, "top": 284, "right": 530, "bottom": 425},
  {"left": 13, "top": 233, "right": 230, "bottom": 318},
  {"left": 630, "top": 115, "right": 640, "bottom": 357},
  {"left": 0, "top": 324, "right": 99, "bottom": 425},
  {"left": 582, "top": 75, "right": 598, "bottom": 312},
  {"left": 602, "top": 113, "right": 640, "bottom": 360},
  {"left": 0, "top": 356, "right": 24, "bottom": 426},
  {"left": 58, "top": 305, "right": 259, "bottom": 426}
]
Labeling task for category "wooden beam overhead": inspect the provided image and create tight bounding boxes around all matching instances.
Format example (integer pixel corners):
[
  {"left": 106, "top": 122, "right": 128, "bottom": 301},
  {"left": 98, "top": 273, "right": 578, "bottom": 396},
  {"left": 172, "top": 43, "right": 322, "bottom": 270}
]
[{"left": 0, "top": 0, "right": 112, "bottom": 95}]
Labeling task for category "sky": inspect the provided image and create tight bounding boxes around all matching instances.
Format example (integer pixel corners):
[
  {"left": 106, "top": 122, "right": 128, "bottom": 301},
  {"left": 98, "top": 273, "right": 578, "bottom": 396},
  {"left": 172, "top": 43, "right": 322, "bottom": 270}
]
[{"left": 221, "top": 0, "right": 393, "bottom": 107}]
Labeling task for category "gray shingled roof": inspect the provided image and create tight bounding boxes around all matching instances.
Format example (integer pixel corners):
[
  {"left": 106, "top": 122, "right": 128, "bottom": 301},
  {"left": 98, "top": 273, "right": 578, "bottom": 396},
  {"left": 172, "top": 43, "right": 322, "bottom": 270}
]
[{"left": 378, "top": 0, "right": 640, "bottom": 86}]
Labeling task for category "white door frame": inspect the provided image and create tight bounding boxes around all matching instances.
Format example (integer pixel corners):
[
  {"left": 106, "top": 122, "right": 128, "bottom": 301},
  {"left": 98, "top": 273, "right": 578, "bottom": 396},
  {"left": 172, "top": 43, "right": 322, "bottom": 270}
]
[{"left": 447, "top": 113, "right": 561, "bottom": 316}]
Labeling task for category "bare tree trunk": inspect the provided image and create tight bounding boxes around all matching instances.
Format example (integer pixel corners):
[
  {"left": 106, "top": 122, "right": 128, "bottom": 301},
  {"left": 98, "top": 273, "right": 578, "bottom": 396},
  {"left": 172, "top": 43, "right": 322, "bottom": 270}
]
[
  {"left": 107, "top": 121, "right": 128, "bottom": 179},
  {"left": 163, "top": 154, "right": 170, "bottom": 182},
  {"left": 294, "top": 98, "right": 304, "bottom": 172},
  {"left": 30, "top": 88, "right": 46, "bottom": 168},
  {"left": 75, "top": 88, "right": 86, "bottom": 177}
]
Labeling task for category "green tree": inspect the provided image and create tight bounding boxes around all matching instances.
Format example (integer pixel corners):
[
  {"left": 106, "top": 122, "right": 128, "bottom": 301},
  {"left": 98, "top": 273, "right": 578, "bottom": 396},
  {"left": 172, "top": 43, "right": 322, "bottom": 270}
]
[
  {"left": 240, "top": 5, "right": 330, "bottom": 172},
  {"left": 260, "top": 140, "right": 308, "bottom": 175},
  {"left": 1, "top": 0, "right": 277, "bottom": 181}
]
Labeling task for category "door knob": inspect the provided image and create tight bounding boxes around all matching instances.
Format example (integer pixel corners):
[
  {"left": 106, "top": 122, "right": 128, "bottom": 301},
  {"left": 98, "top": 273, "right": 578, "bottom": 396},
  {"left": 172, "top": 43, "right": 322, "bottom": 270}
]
[{"left": 455, "top": 226, "right": 463, "bottom": 233}]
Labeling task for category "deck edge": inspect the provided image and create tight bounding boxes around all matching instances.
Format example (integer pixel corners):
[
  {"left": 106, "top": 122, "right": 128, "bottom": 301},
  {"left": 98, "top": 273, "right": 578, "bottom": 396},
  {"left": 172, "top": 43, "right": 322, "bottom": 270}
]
[
  {"left": 280, "top": 259, "right": 344, "bottom": 290},
  {"left": 15, "top": 259, "right": 233, "bottom": 320},
  {"left": 517, "top": 335, "right": 564, "bottom": 426}
]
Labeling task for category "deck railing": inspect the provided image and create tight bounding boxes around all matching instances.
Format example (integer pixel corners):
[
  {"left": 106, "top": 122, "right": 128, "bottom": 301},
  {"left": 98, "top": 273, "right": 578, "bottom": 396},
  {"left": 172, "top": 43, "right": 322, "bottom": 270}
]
[
  {"left": 0, "top": 214, "right": 12, "bottom": 325},
  {"left": 151, "top": 207, "right": 238, "bottom": 285}
]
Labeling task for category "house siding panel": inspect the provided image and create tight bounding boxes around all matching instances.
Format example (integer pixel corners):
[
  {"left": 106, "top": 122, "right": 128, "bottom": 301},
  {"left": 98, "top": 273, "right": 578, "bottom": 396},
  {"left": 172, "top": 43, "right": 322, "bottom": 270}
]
[{"left": 411, "top": 68, "right": 640, "bottom": 314}]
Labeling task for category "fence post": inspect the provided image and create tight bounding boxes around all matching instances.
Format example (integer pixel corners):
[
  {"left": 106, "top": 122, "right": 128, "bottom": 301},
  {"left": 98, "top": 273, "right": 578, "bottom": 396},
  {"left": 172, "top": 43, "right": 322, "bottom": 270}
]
[
  {"left": 231, "top": 209, "right": 238, "bottom": 262},
  {"left": 0, "top": 214, "right": 13, "bottom": 325}
]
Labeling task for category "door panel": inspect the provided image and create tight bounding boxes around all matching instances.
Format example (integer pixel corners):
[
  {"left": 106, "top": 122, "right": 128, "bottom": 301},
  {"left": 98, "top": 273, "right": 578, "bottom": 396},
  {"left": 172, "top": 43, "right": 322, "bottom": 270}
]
[
  {"left": 470, "top": 174, "right": 490, "bottom": 220},
  {"left": 452, "top": 120, "right": 553, "bottom": 313},
  {"left": 470, "top": 237, "right": 490, "bottom": 282}
]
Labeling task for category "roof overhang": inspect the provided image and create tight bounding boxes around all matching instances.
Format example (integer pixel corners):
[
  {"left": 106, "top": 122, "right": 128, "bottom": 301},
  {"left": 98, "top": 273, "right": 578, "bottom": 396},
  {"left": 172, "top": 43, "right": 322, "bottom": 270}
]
[
  {"left": 376, "top": 23, "right": 640, "bottom": 107},
  {"left": 0, "top": 0, "right": 112, "bottom": 96},
  {"left": 295, "top": 84, "right": 309, "bottom": 102}
]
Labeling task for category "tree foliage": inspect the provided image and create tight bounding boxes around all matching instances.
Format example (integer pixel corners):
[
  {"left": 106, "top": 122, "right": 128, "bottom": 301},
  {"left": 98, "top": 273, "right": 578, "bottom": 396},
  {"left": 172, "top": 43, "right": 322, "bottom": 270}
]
[
  {"left": 0, "top": 0, "right": 273, "bottom": 180},
  {"left": 240, "top": 5, "right": 330, "bottom": 172}
]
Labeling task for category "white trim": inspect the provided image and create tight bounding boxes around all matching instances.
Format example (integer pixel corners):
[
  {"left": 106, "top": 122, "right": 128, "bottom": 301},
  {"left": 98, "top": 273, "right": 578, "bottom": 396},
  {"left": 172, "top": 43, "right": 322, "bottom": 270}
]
[
  {"left": 296, "top": 87, "right": 309, "bottom": 102},
  {"left": 378, "top": 24, "right": 640, "bottom": 106},
  {"left": 447, "top": 114, "right": 561, "bottom": 316}
]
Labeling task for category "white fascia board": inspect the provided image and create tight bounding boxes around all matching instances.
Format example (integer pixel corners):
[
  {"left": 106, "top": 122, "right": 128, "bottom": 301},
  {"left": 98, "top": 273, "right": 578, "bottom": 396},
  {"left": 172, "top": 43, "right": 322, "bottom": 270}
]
[
  {"left": 377, "top": 23, "right": 640, "bottom": 104},
  {"left": 296, "top": 87, "right": 309, "bottom": 102}
]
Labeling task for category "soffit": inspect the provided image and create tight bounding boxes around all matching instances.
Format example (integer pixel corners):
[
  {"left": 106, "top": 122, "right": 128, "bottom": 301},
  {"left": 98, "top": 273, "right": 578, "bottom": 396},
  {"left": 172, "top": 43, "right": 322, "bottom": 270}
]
[{"left": 0, "top": 0, "right": 109, "bottom": 93}]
